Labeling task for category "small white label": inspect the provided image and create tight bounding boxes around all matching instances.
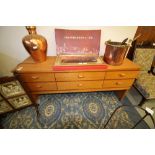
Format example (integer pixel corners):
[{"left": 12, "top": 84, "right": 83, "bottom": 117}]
[{"left": 145, "top": 107, "right": 154, "bottom": 116}]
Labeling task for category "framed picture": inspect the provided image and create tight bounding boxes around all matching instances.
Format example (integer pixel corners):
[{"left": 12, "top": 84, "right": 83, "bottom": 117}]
[
  {"left": 0, "top": 95, "right": 2, "bottom": 101},
  {"left": 0, "top": 80, "right": 25, "bottom": 98},
  {"left": 0, "top": 100, "right": 13, "bottom": 114},
  {"left": 0, "top": 76, "right": 33, "bottom": 114},
  {"left": 8, "top": 95, "right": 32, "bottom": 109}
]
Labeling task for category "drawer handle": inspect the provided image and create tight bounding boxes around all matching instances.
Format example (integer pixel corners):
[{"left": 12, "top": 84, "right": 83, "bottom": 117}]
[
  {"left": 36, "top": 85, "right": 42, "bottom": 88},
  {"left": 78, "top": 83, "right": 83, "bottom": 87},
  {"left": 78, "top": 74, "right": 84, "bottom": 78},
  {"left": 31, "top": 76, "right": 39, "bottom": 79},
  {"left": 115, "top": 82, "right": 123, "bottom": 85},
  {"left": 119, "top": 73, "right": 126, "bottom": 77}
]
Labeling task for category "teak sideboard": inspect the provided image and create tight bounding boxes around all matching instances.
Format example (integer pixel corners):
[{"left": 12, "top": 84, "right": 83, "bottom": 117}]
[{"left": 13, "top": 56, "right": 140, "bottom": 103}]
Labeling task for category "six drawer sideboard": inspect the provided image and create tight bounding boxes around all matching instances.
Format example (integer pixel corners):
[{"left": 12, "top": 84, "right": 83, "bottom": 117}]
[{"left": 13, "top": 56, "right": 140, "bottom": 103}]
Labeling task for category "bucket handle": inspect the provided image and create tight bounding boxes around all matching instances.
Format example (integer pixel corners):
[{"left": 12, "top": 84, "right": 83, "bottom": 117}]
[{"left": 125, "top": 34, "right": 142, "bottom": 58}]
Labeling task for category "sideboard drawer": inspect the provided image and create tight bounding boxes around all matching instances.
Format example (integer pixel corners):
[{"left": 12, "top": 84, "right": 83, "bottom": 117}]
[
  {"left": 25, "top": 82, "right": 57, "bottom": 91},
  {"left": 103, "top": 79, "right": 134, "bottom": 88},
  {"left": 105, "top": 71, "right": 139, "bottom": 79},
  {"left": 57, "top": 81, "right": 103, "bottom": 90},
  {"left": 55, "top": 72, "right": 105, "bottom": 81},
  {"left": 18, "top": 73, "right": 55, "bottom": 82}
]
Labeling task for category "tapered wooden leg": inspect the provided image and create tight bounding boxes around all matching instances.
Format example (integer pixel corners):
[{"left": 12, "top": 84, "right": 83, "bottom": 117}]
[
  {"left": 34, "top": 104, "right": 40, "bottom": 117},
  {"left": 31, "top": 94, "right": 39, "bottom": 103},
  {"left": 31, "top": 94, "right": 40, "bottom": 117},
  {"left": 115, "top": 90, "right": 127, "bottom": 101}
]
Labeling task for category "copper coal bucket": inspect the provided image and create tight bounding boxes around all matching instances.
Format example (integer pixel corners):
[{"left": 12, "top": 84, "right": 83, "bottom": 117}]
[{"left": 104, "top": 41, "right": 130, "bottom": 65}]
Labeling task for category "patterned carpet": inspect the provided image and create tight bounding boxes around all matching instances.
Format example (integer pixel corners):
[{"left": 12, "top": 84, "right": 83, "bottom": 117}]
[{"left": 0, "top": 91, "right": 149, "bottom": 129}]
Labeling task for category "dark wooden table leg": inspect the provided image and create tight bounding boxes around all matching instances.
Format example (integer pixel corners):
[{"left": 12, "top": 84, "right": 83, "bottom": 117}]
[
  {"left": 31, "top": 94, "right": 40, "bottom": 117},
  {"left": 34, "top": 104, "right": 40, "bottom": 117},
  {"left": 115, "top": 90, "right": 128, "bottom": 101}
]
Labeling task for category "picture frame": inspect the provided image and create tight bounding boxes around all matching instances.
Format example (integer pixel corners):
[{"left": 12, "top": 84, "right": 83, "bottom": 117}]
[
  {"left": 0, "top": 76, "right": 33, "bottom": 115},
  {"left": 0, "top": 100, "right": 13, "bottom": 114},
  {"left": 0, "top": 95, "right": 2, "bottom": 101},
  {"left": 8, "top": 95, "right": 32, "bottom": 109},
  {"left": 0, "top": 80, "right": 25, "bottom": 98}
]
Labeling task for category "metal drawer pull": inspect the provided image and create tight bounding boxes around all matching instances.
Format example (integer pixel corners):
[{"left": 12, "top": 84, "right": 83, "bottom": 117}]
[
  {"left": 119, "top": 73, "right": 126, "bottom": 77},
  {"left": 31, "top": 76, "right": 39, "bottom": 79},
  {"left": 116, "top": 82, "right": 122, "bottom": 85},
  {"left": 78, "top": 74, "right": 84, "bottom": 78},
  {"left": 36, "top": 85, "right": 42, "bottom": 88},
  {"left": 78, "top": 83, "right": 83, "bottom": 87}
]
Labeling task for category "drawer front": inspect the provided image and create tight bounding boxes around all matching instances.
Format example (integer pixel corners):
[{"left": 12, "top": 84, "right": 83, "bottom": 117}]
[
  {"left": 103, "top": 79, "right": 134, "bottom": 88},
  {"left": 18, "top": 73, "right": 55, "bottom": 82},
  {"left": 105, "top": 71, "right": 139, "bottom": 79},
  {"left": 55, "top": 72, "right": 105, "bottom": 81},
  {"left": 25, "top": 82, "right": 57, "bottom": 91},
  {"left": 57, "top": 81, "right": 103, "bottom": 90}
]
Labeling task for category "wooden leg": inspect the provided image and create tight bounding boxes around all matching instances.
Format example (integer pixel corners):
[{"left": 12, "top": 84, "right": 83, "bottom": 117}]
[
  {"left": 115, "top": 90, "right": 127, "bottom": 101},
  {"left": 34, "top": 104, "right": 40, "bottom": 117},
  {"left": 31, "top": 94, "right": 39, "bottom": 103},
  {"left": 31, "top": 94, "right": 40, "bottom": 117}
]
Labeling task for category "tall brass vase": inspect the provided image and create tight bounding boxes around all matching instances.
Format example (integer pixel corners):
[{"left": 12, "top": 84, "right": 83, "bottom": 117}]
[{"left": 22, "top": 26, "right": 47, "bottom": 63}]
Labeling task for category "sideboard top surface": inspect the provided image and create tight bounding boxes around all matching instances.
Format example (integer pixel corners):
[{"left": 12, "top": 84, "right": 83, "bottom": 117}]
[{"left": 14, "top": 56, "right": 140, "bottom": 73}]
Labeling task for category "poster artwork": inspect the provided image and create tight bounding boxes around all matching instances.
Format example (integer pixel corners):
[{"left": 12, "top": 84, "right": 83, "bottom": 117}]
[{"left": 55, "top": 29, "right": 101, "bottom": 56}]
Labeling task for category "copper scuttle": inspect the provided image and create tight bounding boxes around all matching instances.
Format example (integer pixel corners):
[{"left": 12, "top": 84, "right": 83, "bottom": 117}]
[{"left": 104, "top": 40, "right": 130, "bottom": 66}]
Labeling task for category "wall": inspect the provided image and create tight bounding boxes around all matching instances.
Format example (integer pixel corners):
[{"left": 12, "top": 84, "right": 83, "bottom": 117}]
[{"left": 0, "top": 26, "right": 137, "bottom": 76}]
